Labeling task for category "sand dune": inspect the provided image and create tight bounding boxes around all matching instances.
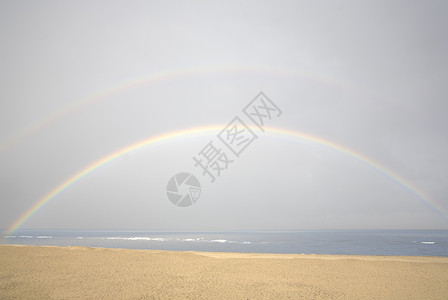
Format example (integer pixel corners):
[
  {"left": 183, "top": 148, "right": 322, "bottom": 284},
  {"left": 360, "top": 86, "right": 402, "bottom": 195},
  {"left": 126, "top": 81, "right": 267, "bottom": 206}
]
[{"left": 1, "top": 245, "right": 447, "bottom": 299}]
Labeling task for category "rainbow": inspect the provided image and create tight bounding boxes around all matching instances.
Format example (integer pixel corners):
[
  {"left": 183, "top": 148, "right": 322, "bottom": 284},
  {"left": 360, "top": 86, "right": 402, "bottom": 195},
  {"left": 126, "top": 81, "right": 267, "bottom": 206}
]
[
  {"left": 1, "top": 126, "right": 447, "bottom": 239},
  {"left": 0, "top": 64, "right": 366, "bottom": 155}
]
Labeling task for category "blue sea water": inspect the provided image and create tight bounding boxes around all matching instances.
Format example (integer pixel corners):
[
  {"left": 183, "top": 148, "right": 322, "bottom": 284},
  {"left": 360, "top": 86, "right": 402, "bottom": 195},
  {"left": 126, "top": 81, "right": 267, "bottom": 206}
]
[{"left": 1, "top": 230, "right": 447, "bottom": 257}]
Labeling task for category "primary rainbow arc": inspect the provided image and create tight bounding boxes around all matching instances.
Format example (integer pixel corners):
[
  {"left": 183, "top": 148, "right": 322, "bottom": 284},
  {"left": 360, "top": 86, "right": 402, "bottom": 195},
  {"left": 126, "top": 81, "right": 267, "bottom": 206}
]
[{"left": 2, "top": 125, "right": 446, "bottom": 239}]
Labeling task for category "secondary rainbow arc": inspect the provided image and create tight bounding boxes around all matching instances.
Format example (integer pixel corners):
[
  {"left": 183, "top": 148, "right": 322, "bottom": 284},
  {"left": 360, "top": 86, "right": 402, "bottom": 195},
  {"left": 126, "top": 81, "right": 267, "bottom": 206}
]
[
  {"left": 0, "top": 64, "right": 363, "bottom": 155},
  {"left": 2, "top": 125, "right": 446, "bottom": 240}
]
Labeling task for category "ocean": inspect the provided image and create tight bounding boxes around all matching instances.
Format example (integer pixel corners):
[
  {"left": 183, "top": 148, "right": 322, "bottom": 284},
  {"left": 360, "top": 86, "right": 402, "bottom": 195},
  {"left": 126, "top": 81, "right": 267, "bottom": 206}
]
[{"left": 2, "top": 230, "right": 447, "bottom": 257}]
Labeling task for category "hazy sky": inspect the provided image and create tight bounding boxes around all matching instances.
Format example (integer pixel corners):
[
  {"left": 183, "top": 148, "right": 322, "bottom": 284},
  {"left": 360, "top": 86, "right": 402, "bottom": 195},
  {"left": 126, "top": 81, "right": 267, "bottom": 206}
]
[{"left": 1, "top": 1, "right": 447, "bottom": 231}]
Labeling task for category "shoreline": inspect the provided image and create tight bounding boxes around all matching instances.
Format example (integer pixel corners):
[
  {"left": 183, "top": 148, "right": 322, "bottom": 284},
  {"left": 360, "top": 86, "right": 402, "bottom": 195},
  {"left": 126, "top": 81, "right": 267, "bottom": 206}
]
[
  {"left": 3, "top": 243, "right": 448, "bottom": 261},
  {"left": 1, "top": 245, "right": 448, "bottom": 299}
]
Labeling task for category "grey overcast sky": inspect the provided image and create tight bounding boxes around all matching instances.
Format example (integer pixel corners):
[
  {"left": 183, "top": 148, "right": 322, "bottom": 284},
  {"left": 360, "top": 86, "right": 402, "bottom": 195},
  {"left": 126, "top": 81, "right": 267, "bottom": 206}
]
[{"left": 1, "top": 0, "right": 447, "bottom": 231}]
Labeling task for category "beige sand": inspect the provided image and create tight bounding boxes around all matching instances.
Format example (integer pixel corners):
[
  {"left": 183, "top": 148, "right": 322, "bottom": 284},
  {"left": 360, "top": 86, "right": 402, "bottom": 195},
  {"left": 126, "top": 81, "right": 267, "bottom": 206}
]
[{"left": 1, "top": 245, "right": 447, "bottom": 299}]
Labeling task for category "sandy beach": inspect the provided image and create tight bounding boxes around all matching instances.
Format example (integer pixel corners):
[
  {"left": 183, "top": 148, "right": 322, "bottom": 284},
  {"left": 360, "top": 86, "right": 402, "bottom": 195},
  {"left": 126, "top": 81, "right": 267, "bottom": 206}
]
[{"left": 1, "top": 245, "right": 447, "bottom": 299}]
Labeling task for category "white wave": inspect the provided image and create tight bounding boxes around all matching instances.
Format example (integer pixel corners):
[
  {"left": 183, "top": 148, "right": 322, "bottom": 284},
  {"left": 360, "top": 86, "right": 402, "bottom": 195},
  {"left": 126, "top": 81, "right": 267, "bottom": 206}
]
[
  {"left": 19, "top": 235, "right": 33, "bottom": 238},
  {"left": 127, "top": 237, "right": 153, "bottom": 241},
  {"left": 104, "top": 237, "right": 169, "bottom": 241},
  {"left": 4, "top": 236, "right": 16, "bottom": 238},
  {"left": 129, "top": 237, "right": 168, "bottom": 241},
  {"left": 176, "top": 238, "right": 206, "bottom": 242},
  {"left": 36, "top": 236, "right": 52, "bottom": 239},
  {"left": 210, "top": 239, "right": 228, "bottom": 243},
  {"left": 228, "top": 241, "right": 252, "bottom": 244},
  {"left": 421, "top": 241, "right": 435, "bottom": 245},
  {"left": 76, "top": 237, "right": 84, "bottom": 239}
]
